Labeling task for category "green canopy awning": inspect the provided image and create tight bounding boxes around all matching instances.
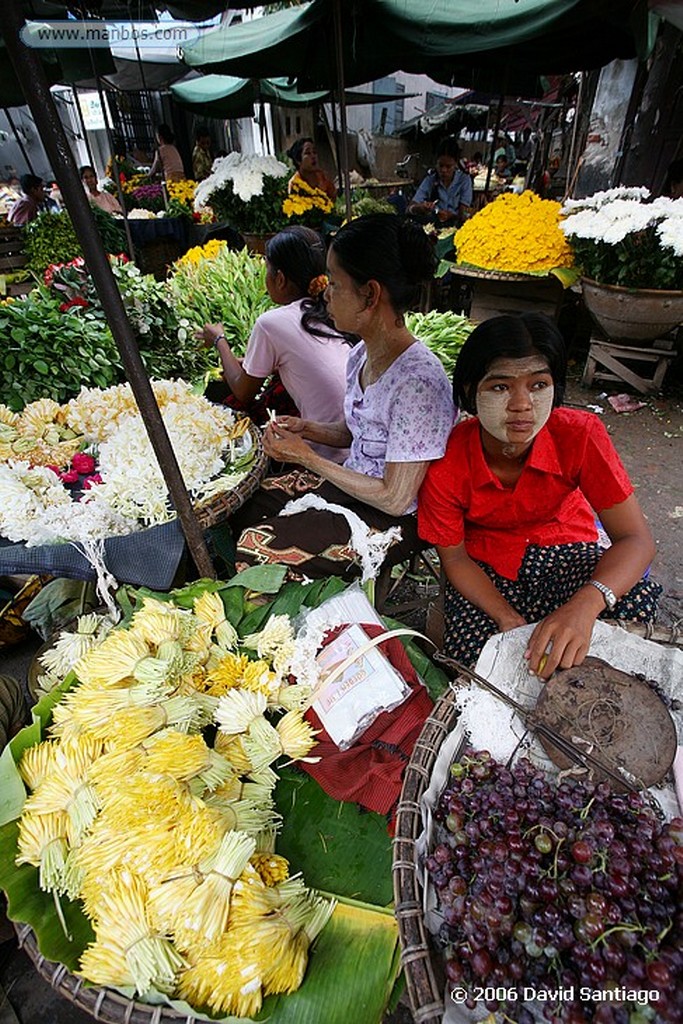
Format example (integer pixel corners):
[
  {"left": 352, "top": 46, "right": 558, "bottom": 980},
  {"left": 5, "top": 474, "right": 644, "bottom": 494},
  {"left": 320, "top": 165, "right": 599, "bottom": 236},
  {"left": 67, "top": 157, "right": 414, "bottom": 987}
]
[
  {"left": 170, "top": 73, "right": 417, "bottom": 119},
  {"left": 181, "top": 0, "right": 648, "bottom": 96}
]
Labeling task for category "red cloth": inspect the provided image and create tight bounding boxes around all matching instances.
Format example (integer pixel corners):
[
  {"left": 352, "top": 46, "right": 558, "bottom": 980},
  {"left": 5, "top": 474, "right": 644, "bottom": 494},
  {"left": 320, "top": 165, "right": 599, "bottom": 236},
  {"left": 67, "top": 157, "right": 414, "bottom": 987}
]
[
  {"left": 417, "top": 408, "right": 633, "bottom": 580},
  {"left": 300, "top": 624, "right": 433, "bottom": 818}
]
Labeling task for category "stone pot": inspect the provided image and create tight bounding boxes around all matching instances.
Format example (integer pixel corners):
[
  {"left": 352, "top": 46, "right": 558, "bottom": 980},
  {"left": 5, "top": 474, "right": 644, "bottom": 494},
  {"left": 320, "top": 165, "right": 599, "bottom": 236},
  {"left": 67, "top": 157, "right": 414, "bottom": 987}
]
[{"left": 581, "top": 277, "right": 683, "bottom": 345}]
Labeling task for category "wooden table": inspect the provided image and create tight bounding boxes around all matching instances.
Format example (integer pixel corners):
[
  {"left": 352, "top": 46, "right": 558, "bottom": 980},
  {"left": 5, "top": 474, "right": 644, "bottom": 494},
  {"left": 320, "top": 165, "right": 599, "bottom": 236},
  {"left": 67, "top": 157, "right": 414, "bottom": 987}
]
[{"left": 582, "top": 336, "right": 677, "bottom": 394}]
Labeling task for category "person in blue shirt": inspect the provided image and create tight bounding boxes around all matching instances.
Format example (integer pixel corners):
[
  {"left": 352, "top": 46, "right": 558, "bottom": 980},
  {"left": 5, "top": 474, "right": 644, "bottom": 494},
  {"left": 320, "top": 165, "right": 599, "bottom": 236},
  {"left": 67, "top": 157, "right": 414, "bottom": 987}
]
[{"left": 408, "top": 138, "right": 473, "bottom": 227}]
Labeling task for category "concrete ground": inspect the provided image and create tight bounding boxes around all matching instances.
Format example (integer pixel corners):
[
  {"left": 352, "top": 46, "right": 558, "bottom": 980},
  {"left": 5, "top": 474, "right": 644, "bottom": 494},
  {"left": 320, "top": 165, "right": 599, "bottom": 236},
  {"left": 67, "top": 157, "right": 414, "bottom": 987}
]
[{"left": 0, "top": 366, "right": 681, "bottom": 1024}]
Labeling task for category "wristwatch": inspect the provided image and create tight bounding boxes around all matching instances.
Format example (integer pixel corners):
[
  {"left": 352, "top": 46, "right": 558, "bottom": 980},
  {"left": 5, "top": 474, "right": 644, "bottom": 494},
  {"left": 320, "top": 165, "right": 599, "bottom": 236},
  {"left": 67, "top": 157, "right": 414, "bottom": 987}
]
[
  {"left": 213, "top": 333, "right": 226, "bottom": 348},
  {"left": 587, "top": 579, "right": 618, "bottom": 611}
]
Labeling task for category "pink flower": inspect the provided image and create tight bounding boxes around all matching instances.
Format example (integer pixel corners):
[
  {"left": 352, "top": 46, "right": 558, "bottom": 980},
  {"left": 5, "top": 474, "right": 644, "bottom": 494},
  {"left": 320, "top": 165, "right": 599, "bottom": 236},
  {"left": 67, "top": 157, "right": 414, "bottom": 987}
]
[
  {"left": 82, "top": 473, "right": 103, "bottom": 489},
  {"left": 45, "top": 464, "right": 61, "bottom": 476},
  {"left": 72, "top": 452, "right": 96, "bottom": 474},
  {"left": 60, "top": 469, "right": 79, "bottom": 484}
]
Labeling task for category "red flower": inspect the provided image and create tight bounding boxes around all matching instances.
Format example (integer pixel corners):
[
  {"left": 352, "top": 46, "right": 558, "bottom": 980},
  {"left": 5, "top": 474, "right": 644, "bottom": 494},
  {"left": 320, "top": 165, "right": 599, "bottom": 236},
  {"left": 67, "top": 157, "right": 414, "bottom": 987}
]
[
  {"left": 60, "top": 469, "right": 79, "bottom": 484},
  {"left": 45, "top": 464, "right": 61, "bottom": 476},
  {"left": 60, "top": 296, "right": 90, "bottom": 313},
  {"left": 192, "top": 212, "right": 201, "bottom": 222},
  {"left": 119, "top": 172, "right": 126, "bottom": 183},
  {"left": 72, "top": 453, "right": 96, "bottom": 475},
  {"left": 82, "top": 473, "right": 103, "bottom": 489}
]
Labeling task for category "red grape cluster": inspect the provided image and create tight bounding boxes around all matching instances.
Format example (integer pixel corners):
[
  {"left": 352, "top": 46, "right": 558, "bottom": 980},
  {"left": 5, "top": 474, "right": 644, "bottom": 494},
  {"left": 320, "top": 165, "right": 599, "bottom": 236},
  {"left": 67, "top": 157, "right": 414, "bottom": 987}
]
[{"left": 427, "top": 749, "right": 683, "bottom": 1023}]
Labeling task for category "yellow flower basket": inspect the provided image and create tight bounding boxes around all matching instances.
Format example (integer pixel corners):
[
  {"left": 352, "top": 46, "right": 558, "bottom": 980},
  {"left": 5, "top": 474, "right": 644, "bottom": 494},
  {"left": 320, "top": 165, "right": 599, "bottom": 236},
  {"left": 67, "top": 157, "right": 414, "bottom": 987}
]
[{"left": 454, "top": 191, "right": 575, "bottom": 276}]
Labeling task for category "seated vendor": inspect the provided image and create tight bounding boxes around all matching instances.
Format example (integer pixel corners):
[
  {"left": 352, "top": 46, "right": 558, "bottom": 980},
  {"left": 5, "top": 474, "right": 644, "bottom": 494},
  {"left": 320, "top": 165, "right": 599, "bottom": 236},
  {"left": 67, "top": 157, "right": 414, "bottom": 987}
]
[
  {"left": 287, "top": 138, "right": 337, "bottom": 201},
  {"left": 418, "top": 313, "right": 661, "bottom": 679},
  {"left": 407, "top": 138, "right": 473, "bottom": 227},
  {"left": 230, "top": 213, "right": 456, "bottom": 579},
  {"left": 199, "top": 226, "right": 353, "bottom": 463}
]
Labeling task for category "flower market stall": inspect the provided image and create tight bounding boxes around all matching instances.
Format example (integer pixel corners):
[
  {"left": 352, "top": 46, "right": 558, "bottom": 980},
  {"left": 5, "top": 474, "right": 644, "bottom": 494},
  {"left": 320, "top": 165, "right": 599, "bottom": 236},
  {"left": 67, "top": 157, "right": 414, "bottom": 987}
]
[
  {"left": 0, "top": 569, "right": 452, "bottom": 1023},
  {"left": 560, "top": 187, "right": 683, "bottom": 394},
  {"left": 440, "top": 190, "right": 577, "bottom": 323}
]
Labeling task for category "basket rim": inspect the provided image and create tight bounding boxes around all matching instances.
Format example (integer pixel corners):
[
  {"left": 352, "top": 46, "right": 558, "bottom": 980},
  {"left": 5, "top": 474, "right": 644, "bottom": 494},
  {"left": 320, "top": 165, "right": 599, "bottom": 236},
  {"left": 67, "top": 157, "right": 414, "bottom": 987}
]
[
  {"left": 192, "top": 420, "right": 268, "bottom": 530},
  {"left": 451, "top": 263, "right": 558, "bottom": 283},
  {"left": 14, "top": 923, "right": 196, "bottom": 1023}
]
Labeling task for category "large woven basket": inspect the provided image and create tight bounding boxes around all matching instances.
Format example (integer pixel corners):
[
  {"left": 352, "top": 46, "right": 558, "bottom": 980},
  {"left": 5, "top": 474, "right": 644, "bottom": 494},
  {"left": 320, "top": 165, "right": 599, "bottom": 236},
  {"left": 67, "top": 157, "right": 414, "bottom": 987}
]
[
  {"left": 192, "top": 421, "right": 268, "bottom": 531},
  {"left": 14, "top": 923, "right": 196, "bottom": 1023},
  {"left": 392, "top": 621, "right": 682, "bottom": 1024}
]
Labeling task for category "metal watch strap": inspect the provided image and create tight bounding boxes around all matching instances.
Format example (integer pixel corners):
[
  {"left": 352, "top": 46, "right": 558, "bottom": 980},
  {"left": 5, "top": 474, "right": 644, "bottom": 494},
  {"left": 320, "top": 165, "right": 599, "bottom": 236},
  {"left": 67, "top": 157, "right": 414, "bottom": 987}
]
[{"left": 588, "top": 579, "right": 617, "bottom": 609}]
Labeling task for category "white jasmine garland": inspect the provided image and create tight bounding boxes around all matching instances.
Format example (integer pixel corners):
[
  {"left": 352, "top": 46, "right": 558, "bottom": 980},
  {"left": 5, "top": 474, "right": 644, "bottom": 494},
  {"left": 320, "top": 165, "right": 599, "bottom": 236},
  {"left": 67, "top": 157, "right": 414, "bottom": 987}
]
[{"left": 0, "top": 462, "right": 72, "bottom": 544}]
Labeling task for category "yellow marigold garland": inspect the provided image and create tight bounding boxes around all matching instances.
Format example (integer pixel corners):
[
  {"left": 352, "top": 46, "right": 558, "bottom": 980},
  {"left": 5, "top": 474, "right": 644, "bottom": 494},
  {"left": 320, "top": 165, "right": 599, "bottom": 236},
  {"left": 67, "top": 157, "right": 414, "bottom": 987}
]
[{"left": 454, "top": 190, "right": 574, "bottom": 274}]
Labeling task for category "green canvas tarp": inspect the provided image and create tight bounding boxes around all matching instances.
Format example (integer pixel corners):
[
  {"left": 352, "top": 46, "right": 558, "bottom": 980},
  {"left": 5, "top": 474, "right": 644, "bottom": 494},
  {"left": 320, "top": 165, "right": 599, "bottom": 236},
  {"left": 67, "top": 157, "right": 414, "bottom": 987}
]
[
  {"left": 170, "top": 73, "right": 416, "bottom": 119},
  {"left": 181, "top": 0, "right": 649, "bottom": 96}
]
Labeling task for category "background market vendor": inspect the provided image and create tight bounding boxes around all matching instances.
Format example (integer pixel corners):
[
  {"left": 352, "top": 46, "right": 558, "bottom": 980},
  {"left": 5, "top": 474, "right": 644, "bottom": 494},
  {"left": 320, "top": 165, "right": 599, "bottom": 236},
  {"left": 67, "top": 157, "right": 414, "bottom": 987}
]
[{"left": 407, "top": 138, "right": 473, "bottom": 227}]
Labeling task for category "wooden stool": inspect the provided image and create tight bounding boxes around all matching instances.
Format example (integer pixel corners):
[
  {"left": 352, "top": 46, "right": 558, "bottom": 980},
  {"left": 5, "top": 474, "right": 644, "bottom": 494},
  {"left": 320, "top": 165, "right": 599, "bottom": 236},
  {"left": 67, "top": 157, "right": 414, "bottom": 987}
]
[{"left": 582, "top": 337, "right": 677, "bottom": 394}]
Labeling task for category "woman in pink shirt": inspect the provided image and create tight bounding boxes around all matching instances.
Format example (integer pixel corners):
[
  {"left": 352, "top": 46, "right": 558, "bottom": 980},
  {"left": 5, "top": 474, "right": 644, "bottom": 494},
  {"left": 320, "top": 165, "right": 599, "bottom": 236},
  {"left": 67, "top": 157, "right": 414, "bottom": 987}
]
[
  {"left": 201, "top": 226, "right": 354, "bottom": 462},
  {"left": 149, "top": 125, "right": 185, "bottom": 184}
]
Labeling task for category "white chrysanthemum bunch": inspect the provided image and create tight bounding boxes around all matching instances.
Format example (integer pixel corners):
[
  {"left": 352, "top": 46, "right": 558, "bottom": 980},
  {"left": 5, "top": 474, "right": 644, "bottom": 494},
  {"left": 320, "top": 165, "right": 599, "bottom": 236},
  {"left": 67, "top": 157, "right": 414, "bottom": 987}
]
[
  {"left": 0, "top": 398, "right": 82, "bottom": 469},
  {"left": 0, "top": 461, "right": 72, "bottom": 544},
  {"left": 561, "top": 190, "right": 683, "bottom": 255},
  {"left": 194, "top": 152, "right": 289, "bottom": 210}
]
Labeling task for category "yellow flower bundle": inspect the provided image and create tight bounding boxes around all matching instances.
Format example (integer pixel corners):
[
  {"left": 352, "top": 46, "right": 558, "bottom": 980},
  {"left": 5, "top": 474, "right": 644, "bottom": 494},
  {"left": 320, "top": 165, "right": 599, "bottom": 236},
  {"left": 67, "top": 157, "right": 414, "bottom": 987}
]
[
  {"left": 14, "top": 591, "right": 328, "bottom": 1014},
  {"left": 174, "top": 237, "right": 226, "bottom": 269},
  {"left": 454, "top": 190, "right": 575, "bottom": 274},
  {"left": 0, "top": 397, "right": 84, "bottom": 469},
  {"left": 166, "top": 178, "right": 198, "bottom": 207},
  {"left": 282, "top": 178, "right": 334, "bottom": 219}
]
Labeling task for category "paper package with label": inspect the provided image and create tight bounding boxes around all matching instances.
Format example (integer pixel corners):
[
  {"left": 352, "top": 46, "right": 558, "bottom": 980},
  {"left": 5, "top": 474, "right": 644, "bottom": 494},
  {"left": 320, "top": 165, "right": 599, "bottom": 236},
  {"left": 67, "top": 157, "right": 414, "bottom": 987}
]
[{"left": 313, "top": 623, "right": 411, "bottom": 750}]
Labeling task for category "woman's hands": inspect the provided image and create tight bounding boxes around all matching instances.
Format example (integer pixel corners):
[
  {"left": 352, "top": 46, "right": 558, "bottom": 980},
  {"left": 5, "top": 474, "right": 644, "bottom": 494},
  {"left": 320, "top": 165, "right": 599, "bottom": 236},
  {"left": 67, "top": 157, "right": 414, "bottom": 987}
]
[
  {"left": 263, "top": 420, "right": 312, "bottom": 465},
  {"left": 197, "top": 323, "right": 226, "bottom": 349},
  {"left": 525, "top": 588, "right": 604, "bottom": 680}
]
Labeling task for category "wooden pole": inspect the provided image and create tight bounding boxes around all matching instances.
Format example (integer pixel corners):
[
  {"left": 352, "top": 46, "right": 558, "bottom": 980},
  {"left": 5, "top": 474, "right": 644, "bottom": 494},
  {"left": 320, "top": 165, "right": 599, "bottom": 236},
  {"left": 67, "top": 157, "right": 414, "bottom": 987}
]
[
  {"left": 4, "top": 0, "right": 216, "bottom": 580},
  {"left": 332, "top": 0, "right": 352, "bottom": 221}
]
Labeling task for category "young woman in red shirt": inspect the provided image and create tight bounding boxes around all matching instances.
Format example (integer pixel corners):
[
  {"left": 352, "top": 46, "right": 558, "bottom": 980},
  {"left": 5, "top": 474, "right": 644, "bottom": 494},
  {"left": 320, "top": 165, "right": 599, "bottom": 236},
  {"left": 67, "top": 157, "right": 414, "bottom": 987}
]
[{"left": 418, "top": 313, "right": 661, "bottom": 679}]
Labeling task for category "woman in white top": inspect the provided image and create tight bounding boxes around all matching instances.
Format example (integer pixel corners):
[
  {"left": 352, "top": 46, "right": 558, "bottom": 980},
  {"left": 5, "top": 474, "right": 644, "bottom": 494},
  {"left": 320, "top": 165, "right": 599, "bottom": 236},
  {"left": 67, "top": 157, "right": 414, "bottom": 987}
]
[
  {"left": 200, "top": 226, "right": 355, "bottom": 462},
  {"left": 80, "top": 165, "right": 123, "bottom": 215}
]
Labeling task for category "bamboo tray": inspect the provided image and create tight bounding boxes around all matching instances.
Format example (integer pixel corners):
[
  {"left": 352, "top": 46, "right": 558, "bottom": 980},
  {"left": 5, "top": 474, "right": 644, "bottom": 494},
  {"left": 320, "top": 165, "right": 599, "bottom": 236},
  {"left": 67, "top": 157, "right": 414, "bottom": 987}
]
[{"left": 192, "top": 421, "right": 268, "bottom": 531}]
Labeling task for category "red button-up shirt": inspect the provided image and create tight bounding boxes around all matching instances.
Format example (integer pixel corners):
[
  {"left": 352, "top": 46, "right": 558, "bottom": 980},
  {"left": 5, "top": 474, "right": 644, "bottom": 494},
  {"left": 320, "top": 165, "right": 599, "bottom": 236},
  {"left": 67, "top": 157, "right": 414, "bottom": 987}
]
[{"left": 417, "top": 408, "right": 633, "bottom": 580}]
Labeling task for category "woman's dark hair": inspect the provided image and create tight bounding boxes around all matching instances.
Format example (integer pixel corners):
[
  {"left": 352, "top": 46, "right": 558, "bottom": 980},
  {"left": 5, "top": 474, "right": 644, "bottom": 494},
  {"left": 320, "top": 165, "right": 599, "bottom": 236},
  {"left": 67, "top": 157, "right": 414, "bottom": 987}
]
[
  {"left": 79, "top": 165, "right": 95, "bottom": 177},
  {"left": 452, "top": 313, "right": 567, "bottom": 413},
  {"left": 287, "top": 137, "right": 314, "bottom": 169},
  {"left": 265, "top": 226, "right": 354, "bottom": 343},
  {"left": 157, "top": 124, "right": 174, "bottom": 145},
  {"left": 329, "top": 213, "right": 436, "bottom": 316},
  {"left": 437, "top": 137, "right": 461, "bottom": 160}
]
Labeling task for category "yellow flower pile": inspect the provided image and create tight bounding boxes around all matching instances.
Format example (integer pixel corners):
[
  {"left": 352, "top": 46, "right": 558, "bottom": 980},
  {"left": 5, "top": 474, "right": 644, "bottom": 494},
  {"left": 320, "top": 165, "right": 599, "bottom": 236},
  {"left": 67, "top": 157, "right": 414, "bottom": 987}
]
[
  {"left": 454, "top": 190, "right": 575, "bottom": 274},
  {"left": 15, "top": 591, "right": 328, "bottom": 1018},
  {"left": 166, "top": 179, "right": 198, "bottom": 208},
  {"left": 120, "top": 173, "right": 149, "bottom": 195},
  {"left": 174, "top": 237, "right": 227, "bottom": 269},
  {"left": 283, "top": 178, "right": 334, "bottom": 219},
  {"left": 0, "top": 397, "right": 83, "bottom": 468}
]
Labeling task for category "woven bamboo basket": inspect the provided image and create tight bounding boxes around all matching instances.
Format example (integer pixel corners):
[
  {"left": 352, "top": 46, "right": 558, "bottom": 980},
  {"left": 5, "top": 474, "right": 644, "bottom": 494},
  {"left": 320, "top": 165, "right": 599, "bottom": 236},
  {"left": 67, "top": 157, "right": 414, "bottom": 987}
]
[
  {"left": 14, "top": 923, "right": 196, "bottom": 1023},
  {"left": 392, "top": 621, "right": 682, "bottom": 1024},
  {"left": 192, "top": 421, "right": 268, "bottom": 531}
]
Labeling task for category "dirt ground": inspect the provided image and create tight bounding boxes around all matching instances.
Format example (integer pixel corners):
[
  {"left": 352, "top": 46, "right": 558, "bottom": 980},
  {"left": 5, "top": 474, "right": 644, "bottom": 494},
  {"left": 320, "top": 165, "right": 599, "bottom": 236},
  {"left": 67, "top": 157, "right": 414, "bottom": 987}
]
[{"left": 0, "top": 361, "right": 681, "bottom": 1024}]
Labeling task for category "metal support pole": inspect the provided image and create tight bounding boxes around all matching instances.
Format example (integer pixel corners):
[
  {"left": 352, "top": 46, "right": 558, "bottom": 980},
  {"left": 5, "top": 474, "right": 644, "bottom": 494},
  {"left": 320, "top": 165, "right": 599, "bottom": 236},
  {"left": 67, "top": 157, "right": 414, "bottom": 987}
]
[
  {"left": 4, "top": 108, "right": 35, "bottom": 175},
  {"left": 4, "top": 0, "right": 216, "bottom": 581},
  {"left": 72, "top": 87, "right": 96, "bottom": 170},
  {"left": 485, "top": 91, "right": 505, "bottom": 193},
  {"left": 94, "top": 76, "right": 135, "bottom": 261},
  {"left": 332, "top": 0, "right": 352, "bottom": 221}
]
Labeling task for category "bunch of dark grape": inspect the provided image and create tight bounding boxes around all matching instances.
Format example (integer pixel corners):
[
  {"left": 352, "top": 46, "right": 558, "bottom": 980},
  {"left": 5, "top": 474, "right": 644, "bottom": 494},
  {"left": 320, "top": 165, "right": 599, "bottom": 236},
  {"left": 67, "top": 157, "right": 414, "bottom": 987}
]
[{"left": 426, "top": 749, "right": 683, "bottom": 1023}]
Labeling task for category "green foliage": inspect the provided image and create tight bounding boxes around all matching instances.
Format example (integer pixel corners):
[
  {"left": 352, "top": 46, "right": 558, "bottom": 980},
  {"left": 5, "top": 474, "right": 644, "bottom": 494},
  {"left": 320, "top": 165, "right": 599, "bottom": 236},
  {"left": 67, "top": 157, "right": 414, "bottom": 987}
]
[
  {"left": 404, "top": 309, "right": 475, "bottom": 377},
  {"left": 24, "top": 209, "right": 128, "bottom": 275},
  {"left": 337, "top": 189, "right": 397, "bottom": 219},
  {"left": 208, "top": 174, "right": 290, "bottom": 234},
  {"left": 168, "top": 244, "right": 275, "bottom": 356},
  {"left": 572, "top": 228, "right": 683, "bottom": 290},
  {"left": 0, "top": 287, "right": 122, "bottom": 409},
  {"left": 24, "top": 212, "right": 81, "bottom": 274}
]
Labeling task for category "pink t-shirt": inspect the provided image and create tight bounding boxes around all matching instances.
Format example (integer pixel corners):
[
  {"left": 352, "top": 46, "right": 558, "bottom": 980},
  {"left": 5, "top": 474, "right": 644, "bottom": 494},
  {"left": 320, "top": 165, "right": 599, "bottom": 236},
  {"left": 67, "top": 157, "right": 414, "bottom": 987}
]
[{"left": 242, "top": 300, "right": 351, "bottom": 463}]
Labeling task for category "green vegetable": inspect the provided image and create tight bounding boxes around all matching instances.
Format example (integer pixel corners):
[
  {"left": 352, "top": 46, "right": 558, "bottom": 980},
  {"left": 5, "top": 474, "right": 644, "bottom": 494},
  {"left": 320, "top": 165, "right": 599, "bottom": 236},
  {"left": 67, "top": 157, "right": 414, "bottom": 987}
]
[
  {"left": 167, "top": 244, "right": 275, "bottom": 356},
  {"left": 24, "top": 209, "right": 128, "bottom": 275},
  {"left": 405, "top": 309, "right": 475, "bottom": 376}
]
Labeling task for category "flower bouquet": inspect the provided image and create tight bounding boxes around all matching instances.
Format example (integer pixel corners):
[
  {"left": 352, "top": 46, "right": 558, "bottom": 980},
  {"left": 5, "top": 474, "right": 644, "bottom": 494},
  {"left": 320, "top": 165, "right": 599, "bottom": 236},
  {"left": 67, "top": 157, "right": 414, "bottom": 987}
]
[
  {"left": 560, "top": 187, "right": 683, "bottom": 290},
  {"left": 282, "top": 178, "right": 334, "bottom": 228},
  {"left": 194, "top": 153, "right": 290, "bottom": 234}
]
